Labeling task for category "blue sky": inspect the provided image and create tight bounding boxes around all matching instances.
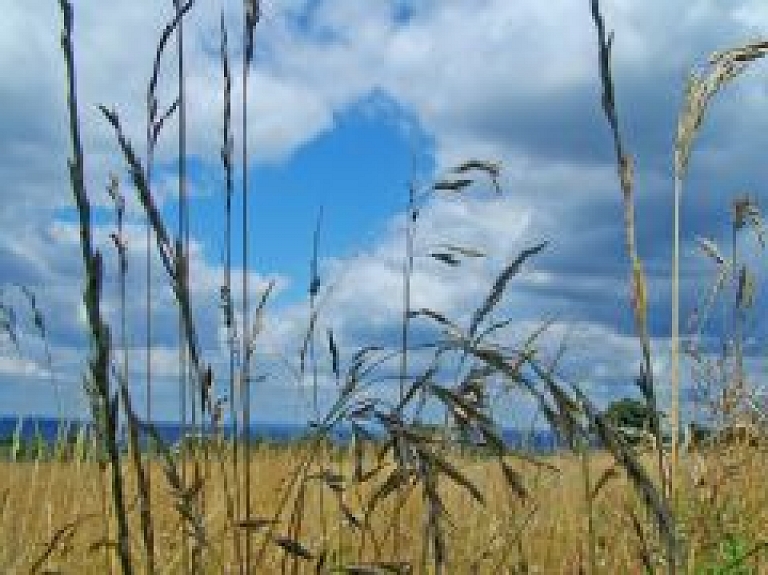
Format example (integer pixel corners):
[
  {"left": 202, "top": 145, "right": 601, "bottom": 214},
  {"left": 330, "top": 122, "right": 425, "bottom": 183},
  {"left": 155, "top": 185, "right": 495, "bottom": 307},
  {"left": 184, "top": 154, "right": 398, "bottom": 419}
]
[
  {"left": 2, "top": 1, "right": 768, "bottom": 426},
  {"left": 165, "top": 90, "right": 433, "bottom": 304}
]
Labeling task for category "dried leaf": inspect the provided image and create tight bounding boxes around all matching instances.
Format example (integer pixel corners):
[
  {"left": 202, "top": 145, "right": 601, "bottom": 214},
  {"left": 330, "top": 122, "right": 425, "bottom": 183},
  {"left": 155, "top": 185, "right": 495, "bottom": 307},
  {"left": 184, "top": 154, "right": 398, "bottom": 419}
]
[
  {"left": 590, "top": 465, "right": 619, "bottom": 501},
  {"left": 499, "top": 460, "right": 528, "bottom": 500},
  {"left": 408, "top": 308, "right": 462, "bottom": 336},
  {"left": 422, "top": 449, "right": 485, "bottom": 504},
  {"left": 453, "top": 160, "right": 501, "bottom": 178},
  {"left": 236, "top": 518, "right": 276, "bottom": 531},
  {"left": 328, "top": 328, "right": 339, "bottom": 379},
  {"left": 737, "top": 265, "right": 755, "bottom": 309},
  {"left": 432, "top": 178, "right": 473, "bottom": 192},
  {"left": 307, "top": 470, "right": 345, "bottom": 492},
  {"left": 696, "top": 237, "right": 727, "bottom": 266},
  {"left": 628, "top": 506, "right": 654, "bottom": 574},
  {"left": 365, "top": 469, "right": 413, "bottom": 521},
  {"left": 201, "top": 364, "right": 213, "bottom": 413},
  {"left": 273, "top": 536, "right": 313, "bottom": 560},
  {"left": 434, "top": 243, "right": 486, "bottom": 258},
  {"left": 341, "top": 563, "right": 412, "bottom": 574},
  {"left": 339, "top": 501, "right": 363, "bottom": 530},
  {"left": 631, "top": 259, "right": 648, "bottom": 323},
  {"left": 430, "top": 252, "right": 461, "bottom": 266},
  {"left": 0, "top": 304, "right": 19, "bottom": 351}
]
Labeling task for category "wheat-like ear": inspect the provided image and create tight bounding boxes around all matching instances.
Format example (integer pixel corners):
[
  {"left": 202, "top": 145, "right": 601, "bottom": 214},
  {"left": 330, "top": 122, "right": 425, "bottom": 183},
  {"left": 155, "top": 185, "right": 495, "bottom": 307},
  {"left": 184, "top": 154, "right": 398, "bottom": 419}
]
[
  {"left": 675, "top": 41, "right": 768, "bottom": 180},
  {"left": 469, "top": 242, "right": 548, "bottom": 338}
]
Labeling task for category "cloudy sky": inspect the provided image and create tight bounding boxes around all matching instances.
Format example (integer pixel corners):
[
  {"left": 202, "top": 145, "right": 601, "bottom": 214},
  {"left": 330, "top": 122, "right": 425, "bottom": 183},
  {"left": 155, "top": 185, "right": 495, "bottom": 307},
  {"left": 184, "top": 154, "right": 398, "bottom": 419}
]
[{"left": 2, "top": 0, "right": 768, "bottom": 426}]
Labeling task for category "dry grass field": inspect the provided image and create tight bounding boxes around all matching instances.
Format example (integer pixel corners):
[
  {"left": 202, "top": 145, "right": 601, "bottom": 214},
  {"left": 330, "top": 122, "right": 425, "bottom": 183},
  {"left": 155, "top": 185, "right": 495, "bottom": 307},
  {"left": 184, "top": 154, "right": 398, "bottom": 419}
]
[{"left": 1, "top": 441, "right": 766, "bottom": 573}]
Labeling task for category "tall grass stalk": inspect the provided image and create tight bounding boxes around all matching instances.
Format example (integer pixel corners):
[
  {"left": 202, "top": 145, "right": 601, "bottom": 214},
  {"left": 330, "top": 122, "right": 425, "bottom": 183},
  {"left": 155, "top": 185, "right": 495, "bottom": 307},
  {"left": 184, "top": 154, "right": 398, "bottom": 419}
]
[
  {"left": 392, "top": 183, "right": 416, "bottom": 563},
  {"left": 172, "top": 0, "right": 193, "bottom": 570},
  {"left": 731, "top": 203, "right": 743, "bottom": 410},
  {"left": 672, "top": 172, "right": 681, "bottom": 500},
  {"left": 144, "top": 39, "right": 155, "bottom": 574},
  {"left": 56, "top": 2, "right": 133, "bottom": 572},
  {"left": 219, "top": 11, "right": 244, "bottom": 570},
  {"left": 108, "top": 175, "right": 156, "bottom": 574},
  {"left": 590, "top": 0, "right": 678, "bottom": 571},
  {"left": 309, "top": 209, "right": 332, "bottom": 552},
  {"left": 241, "top": 2, "right": 260, "bottom": 571},
  {"left": 241, "top": 37, "right": 251, "bottom": 575}
]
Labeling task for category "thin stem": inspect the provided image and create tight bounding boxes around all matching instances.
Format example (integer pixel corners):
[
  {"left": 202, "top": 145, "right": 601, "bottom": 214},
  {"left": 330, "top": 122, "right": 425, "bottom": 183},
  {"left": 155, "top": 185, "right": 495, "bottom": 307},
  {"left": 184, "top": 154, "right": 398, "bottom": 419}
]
[
  {"left": 173, "top": 0, "right": 193, "bottom": 570},
  {"left": 394, "top": 184, "right": 415, "bottom": 563},
  {"left": 401, "top": 185, "right": 414, "bottom": 404},
  {"left": 144, "top": 62, "right": 157, "bottom": 575},
  {"left": 581, "top": 444, "right": 597, "bottom": 575},
  {"left": 116, "top": 198, "right": 155, "bottom": 574},
  {"left": 241, "top": 14, "right": 252, "bottom": 572},
  {"left": 220, "top": 13, "right": 243, "bottom": 569},
  {"left": 671, "top": 174, "right": 681, "bottom": 504},
  {"left": 732, "top": 212, "right": 744, "bottom": 412}
]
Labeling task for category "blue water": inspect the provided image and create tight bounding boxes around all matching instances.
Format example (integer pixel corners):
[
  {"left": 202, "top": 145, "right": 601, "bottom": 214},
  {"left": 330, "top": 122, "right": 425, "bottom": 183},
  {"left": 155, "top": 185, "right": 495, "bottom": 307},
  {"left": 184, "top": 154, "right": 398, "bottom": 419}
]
[{"left": 0, "top": 416, "right": 565, "bottom": 454}]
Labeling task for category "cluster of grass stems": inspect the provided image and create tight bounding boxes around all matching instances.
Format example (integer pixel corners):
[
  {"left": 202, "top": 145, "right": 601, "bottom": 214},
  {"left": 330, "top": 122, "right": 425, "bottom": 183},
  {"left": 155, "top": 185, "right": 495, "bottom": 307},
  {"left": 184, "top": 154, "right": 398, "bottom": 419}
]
[{"left": 0, "top": 0, "right": 767, "bottom": 572}]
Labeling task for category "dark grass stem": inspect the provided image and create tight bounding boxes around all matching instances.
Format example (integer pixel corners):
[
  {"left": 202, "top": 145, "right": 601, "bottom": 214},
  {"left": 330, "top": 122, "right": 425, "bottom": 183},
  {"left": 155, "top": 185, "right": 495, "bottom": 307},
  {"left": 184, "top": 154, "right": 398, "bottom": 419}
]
[
  {"left": 172, "top": 0, "right": 187, "bottom": 570},
  {"left": 171, "top": 0, "right": 199, "bottom": 571},
  {"left": 580, "top": 441, "right": 598, "bottom": 575},
  {"left": 109, "top": 176, "right": 157, "bottom": 574},
  {"left": 220, "top": 12, "right": 244, "bottom": 570},
  {"left": 242, "top": 3, "right": 260, "bottom": 571},
  {"left": 145, "top": 156, "right": 153, "bottom": 439},
  {"left": 393, "top": 183, "right": 415, "bottom": 564},
  {"left": 144, "top": 62, "right": 156, "bottom": 575},
  {"left": 56, "top": 2, "right": 133, "bottom": 573},
  {"left": 308, "top": 209, "right": 330, "bottom": 552}
]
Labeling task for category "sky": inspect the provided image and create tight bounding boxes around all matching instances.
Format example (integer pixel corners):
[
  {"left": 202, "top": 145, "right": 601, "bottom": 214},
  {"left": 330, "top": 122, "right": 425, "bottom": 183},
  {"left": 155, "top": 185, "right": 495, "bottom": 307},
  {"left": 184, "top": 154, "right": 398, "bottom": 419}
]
[{"left": 2, "top": 0, "right": 768, "bottom": 427}]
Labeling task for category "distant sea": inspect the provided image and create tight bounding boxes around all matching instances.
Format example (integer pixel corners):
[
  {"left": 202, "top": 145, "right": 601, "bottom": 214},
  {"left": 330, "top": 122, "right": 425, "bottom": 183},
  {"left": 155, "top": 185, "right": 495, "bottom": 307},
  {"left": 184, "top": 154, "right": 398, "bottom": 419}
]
[{"left": 0, "top": 416, "right": 566, "bottom": 454}]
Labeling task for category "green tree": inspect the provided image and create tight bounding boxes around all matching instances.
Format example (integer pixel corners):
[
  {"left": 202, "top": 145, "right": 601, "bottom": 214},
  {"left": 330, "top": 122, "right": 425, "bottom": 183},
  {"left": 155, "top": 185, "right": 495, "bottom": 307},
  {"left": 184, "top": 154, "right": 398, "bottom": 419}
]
[{"left": 602, "top": 397, "right": 660, "bottom": 432}]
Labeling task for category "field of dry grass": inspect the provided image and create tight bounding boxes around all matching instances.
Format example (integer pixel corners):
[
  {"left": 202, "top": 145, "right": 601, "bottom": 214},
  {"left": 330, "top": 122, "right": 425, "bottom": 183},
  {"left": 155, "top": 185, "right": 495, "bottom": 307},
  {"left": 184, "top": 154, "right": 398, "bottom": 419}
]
[{"left": 1, "top": 441, "right": 766, "bottom": 573}]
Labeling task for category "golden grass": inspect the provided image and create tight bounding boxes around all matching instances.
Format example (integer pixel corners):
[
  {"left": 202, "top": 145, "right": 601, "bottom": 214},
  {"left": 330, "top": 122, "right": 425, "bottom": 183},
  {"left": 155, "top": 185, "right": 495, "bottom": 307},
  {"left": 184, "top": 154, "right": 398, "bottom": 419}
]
[{"left": 1, "top": 444, "right": 765, "bottom": 573}]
